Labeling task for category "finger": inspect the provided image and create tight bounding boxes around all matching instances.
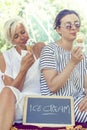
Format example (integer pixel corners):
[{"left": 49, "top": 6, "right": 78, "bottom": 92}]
[
  {"left": 27, "top": 56, "right": 35, "bottom": 64},
  {"left": 78, "top": 53, "right": 84, "bottom": 60},
  {"left": 73, "top": 46, "right": 83, "bottom": 54},
  {"left": 78, "top": 97, "right": 87, "bottom": 112},
  {"left": 25, "top": 53, "right": 34, "bottom": 61},
  {"left": 75, "top": 47, "right": 83, "bottom": 56}
]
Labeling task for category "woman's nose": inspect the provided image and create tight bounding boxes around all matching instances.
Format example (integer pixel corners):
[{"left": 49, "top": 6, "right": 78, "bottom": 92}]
[{"left": 19, "top": 34, "right": 25, "bottom": 40}]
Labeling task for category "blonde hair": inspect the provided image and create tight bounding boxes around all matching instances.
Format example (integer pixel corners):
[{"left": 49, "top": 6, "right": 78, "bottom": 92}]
[{"left": 3, "top": 17, "right": 29, "bottom": 44}]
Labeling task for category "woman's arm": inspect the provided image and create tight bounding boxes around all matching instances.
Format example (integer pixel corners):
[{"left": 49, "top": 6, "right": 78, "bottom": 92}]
[
  {"left": 42, "top": 46, "right": 83, "bottom": 93},
  {"left": 0, "top": 52, "right": 35, "bottom": 91},
  {"left": 77, "top": 73, "right": 87, "bottom": 112},
  {"left": 78, "top": 93, "right": 87, "bottom": 112},
  {"left": 42, "top": 61, "right": 76, "bottom": 93},
  {"left": 33, "top": 42, "right": 45, "bottom": 59},
  {"left": 11, "top": 52, "right": 35, "bottom": 91},
  {"left": 0, "top": 53, "right": 6, "bottom": 73},
  {"left": 3, "top": 71, "right": 26, "bottom": 91},
  {"left": 84, "top": 74, "right": 87, "bottom": 95}
]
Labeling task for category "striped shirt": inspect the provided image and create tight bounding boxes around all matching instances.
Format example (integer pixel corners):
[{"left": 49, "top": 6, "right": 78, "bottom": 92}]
[{"left": 40, "top": 42, "right": 87, "bottom": 122}]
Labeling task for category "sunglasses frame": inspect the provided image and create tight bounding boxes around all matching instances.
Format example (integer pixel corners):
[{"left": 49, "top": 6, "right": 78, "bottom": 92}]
[{"left": 60, "top": 21, "right": 80, "bottom": 30}]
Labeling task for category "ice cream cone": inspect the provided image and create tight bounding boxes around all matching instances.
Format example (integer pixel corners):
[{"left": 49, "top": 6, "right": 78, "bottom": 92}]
[
  {"left": 26, "top": 45, "right": 33, "bottom": 53},
  {"left": 76, "top": 32, "right": 84, "bottom": 46}
]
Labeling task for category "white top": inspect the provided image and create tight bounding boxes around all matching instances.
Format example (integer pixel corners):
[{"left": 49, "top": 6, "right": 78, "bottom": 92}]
[
  {"left": 2, "top": 47, "right": 41, "bottom": 94},
  {"left": 0, "top": 71, "right": 5, "bottom": 90}
]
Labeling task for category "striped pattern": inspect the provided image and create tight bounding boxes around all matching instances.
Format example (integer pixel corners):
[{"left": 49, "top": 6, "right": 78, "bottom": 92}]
[{"left": 40, "top": 42, "right": 87, "bottom": 122}]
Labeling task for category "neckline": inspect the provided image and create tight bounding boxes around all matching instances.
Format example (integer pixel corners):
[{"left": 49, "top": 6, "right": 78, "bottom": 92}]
[{"left": 54, "top": 42, "right": 71, "bottom": 54}]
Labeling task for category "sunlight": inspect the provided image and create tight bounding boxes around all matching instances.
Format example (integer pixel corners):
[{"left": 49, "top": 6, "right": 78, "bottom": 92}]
[
  {"left": 23, "top": 0, "right": 87, "bottom": 43},
  {"left": 73, "top": 0, "right": 87, "bottom": 20},
  {"left": 1, "top": 0, "right": 87, "bottom": 49},
  {"left": 24, "top": 1, "right": 54, "bottom": 42}
]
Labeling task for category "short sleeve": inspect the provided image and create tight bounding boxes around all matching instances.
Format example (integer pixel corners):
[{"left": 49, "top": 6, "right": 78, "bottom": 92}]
[{"left": 40, "top": 45, "right": 57, "bottom": 71}]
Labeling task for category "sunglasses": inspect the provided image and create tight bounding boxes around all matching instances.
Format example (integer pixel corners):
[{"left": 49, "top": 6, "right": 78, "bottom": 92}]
[{"left": 60, "top": 21, "right": 80, "bottom": 30}]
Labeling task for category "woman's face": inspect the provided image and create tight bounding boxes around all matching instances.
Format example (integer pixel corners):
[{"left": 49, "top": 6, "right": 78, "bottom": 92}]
[
  {"left": 12, "top": 24, "right": 29, "bottom": 46},
  {"left": 57, "top": 14, "right": 80, "bottom": 41}
]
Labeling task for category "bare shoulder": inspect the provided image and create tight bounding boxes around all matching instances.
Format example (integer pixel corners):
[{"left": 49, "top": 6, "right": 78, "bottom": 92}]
[
  {"left": 0, "top": 52, "right": 6, "bottom": 72},
  {"left": 33, "top": 42, "right": 46, "bottom": 59}
]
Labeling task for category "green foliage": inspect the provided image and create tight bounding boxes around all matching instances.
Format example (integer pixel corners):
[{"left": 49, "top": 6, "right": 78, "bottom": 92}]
[{"left": 0, "top": 0, "right": 87, "bottom": 51}]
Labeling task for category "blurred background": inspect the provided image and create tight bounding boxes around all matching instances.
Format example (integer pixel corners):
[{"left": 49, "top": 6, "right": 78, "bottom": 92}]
[{"left": 0, "top": 0, "right": 87, "bottom": 51}]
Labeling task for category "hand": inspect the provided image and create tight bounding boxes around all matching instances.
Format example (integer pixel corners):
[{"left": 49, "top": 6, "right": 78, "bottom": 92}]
[
  {"left": 20, "top": 52, "right": 35, "bottom": 73},
  {"left": 78, "top": 96, "right": 87, "bottom": 112},
  {"left": 2, "top": 75, "right": 13, "bottom": 85},
  {"left": 70, "top": 46, "right": 84, "bottom": 66}
]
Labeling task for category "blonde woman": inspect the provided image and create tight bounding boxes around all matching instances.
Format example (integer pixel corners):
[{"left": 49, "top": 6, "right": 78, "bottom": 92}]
[{"left": 0, "top": 17, "right": 45, "bottom": 130}]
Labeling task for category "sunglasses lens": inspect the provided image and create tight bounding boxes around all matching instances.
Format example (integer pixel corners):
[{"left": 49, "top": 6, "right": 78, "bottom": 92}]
[
  {"left": 60, "top": 21, "right": 80, "bottom": 30},
  {"left": 66, "top": 23, "right": 72, "bottom": 29},
  {"left": 75, "top": 23, "right": 80, "bottom": 28},
  {"left": 65, "top": 22, "right": 80, "bottom": 30}
]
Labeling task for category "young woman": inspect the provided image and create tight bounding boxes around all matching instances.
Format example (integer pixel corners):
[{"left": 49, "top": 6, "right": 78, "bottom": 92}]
[
  {"left": 0, "top": 17, "right": 45, "bottom": 130},
  {"left": 40, "top": 9, "right": 87, "bottom": 123}
]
